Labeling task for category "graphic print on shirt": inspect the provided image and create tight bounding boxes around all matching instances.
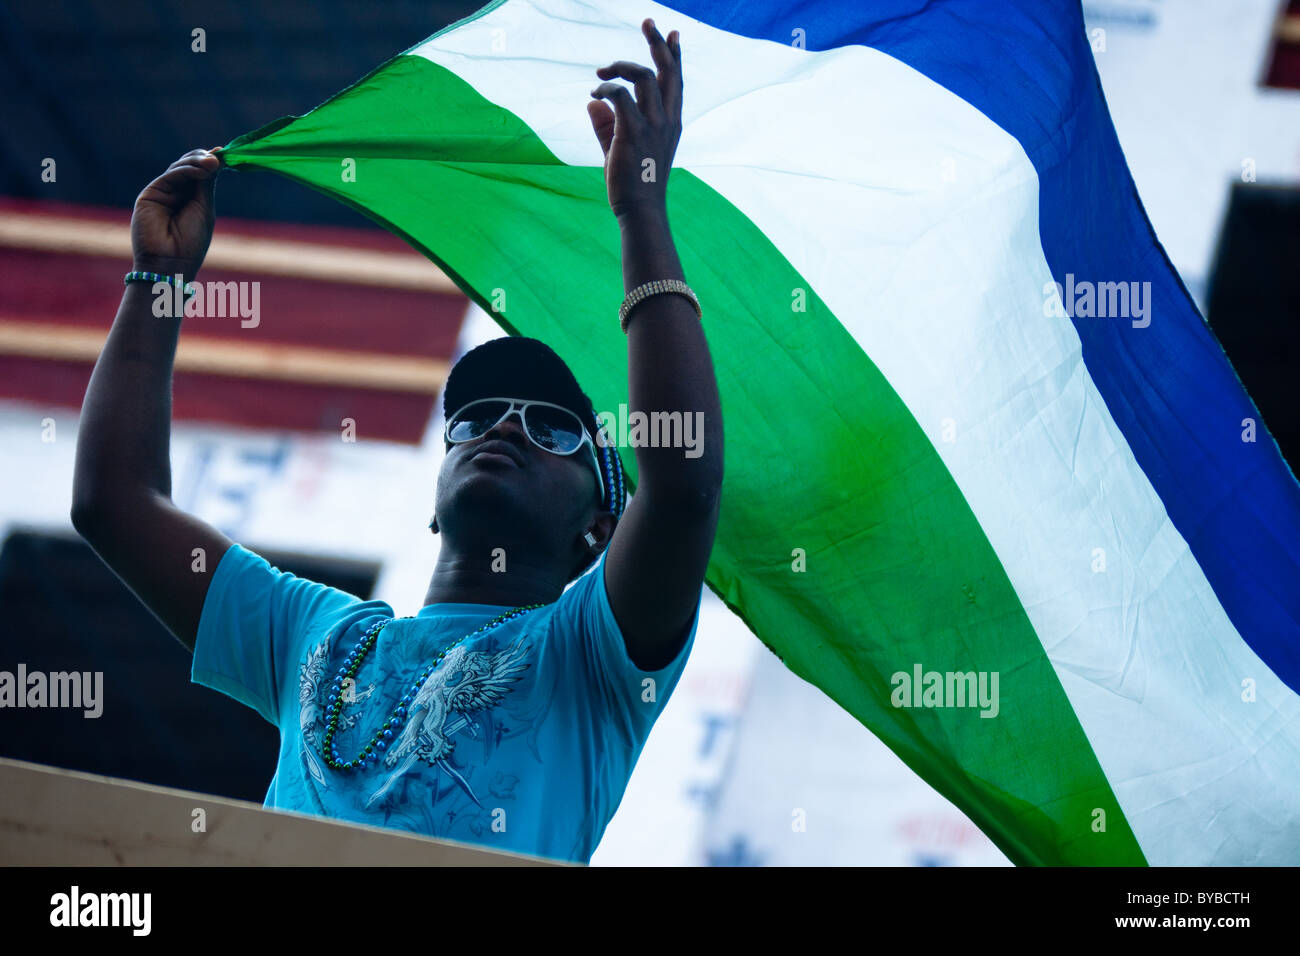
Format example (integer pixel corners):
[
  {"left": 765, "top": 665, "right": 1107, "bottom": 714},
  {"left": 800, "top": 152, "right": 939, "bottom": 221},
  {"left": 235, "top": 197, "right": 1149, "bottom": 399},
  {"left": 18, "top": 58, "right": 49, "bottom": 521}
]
[
  {"left": 368, "top": 638, "right": 531, "bottom": 809},
  {"left": 296, "top": 627, "right": 542, "bottom": 835},
  {"left": 298, "top": 637, "right": 331, "bottom": 787}
]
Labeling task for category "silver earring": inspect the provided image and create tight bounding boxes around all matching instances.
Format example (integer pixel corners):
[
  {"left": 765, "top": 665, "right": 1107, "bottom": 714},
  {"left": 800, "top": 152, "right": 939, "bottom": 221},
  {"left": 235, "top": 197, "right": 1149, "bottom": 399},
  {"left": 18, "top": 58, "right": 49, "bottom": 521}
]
[{"left": 584, "top": 531, "right": 597, "bottom": 548}]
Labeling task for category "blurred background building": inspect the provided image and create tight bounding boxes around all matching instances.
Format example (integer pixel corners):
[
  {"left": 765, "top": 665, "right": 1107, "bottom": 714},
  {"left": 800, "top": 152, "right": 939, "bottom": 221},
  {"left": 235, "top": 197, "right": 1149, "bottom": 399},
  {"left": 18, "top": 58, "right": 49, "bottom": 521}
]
[{"left": 1, "top": 0, "right": 1296, "bottom": 865}]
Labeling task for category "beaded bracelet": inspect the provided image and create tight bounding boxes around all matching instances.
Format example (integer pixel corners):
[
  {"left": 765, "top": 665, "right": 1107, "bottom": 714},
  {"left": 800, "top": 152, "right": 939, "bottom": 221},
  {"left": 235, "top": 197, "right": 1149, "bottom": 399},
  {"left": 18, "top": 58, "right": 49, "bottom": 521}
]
[
  {"left": 619, "top": 279, "right": 702, "bottom": 333},
  {"left": 124, "top": 270, "right": 198, "bottom": 299}
]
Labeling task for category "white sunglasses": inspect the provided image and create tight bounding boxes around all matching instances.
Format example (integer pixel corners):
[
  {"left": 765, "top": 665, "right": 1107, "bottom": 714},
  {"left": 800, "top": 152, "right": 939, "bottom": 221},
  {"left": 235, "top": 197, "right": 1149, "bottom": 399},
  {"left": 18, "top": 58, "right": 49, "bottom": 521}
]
[{"left": 445, "top": 397, "right": 604, "bottom": 498}]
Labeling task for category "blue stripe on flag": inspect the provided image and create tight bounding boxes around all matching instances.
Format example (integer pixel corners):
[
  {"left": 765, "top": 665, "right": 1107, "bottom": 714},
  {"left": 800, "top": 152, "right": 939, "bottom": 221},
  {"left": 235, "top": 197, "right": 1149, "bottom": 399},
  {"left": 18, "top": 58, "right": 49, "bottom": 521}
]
[{"left": 667, "top": 0, "right": 1300, "bottom": 692}]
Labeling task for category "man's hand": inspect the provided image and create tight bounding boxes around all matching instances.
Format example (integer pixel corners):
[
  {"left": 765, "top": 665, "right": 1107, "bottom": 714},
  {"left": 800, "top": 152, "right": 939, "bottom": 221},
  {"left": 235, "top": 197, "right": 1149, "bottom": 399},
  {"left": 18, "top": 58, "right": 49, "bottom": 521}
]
[
  {"left": 130, "top": 148, "right": 222, "bottom": 279},
  {"left": 588, "top": 19, "right": 682, "bottom": 220}
]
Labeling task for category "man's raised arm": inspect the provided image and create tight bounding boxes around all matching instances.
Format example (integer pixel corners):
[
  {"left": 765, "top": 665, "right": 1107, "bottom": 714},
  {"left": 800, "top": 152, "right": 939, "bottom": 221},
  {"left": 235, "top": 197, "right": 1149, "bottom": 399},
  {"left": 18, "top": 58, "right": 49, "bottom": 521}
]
[
  {"left": 589, "top": 20, "right": 724, "bottom": 671},
  {"left": 71, "top": 149, "right": 234, "bottom": 652}
]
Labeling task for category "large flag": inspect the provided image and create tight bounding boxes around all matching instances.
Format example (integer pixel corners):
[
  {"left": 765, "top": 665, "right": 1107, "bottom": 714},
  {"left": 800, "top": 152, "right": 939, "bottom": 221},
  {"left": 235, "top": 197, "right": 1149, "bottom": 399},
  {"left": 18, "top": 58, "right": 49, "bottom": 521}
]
[{"left": 218, "top": 0, "right": 1300, "bottom": 865}]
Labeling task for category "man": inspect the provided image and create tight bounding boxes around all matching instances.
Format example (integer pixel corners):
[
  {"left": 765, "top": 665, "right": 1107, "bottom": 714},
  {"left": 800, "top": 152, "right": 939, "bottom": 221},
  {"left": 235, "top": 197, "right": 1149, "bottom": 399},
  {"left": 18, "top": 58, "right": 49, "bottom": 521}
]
[{"left": 71, "top": 18, "right": 722, "bottom": 864}]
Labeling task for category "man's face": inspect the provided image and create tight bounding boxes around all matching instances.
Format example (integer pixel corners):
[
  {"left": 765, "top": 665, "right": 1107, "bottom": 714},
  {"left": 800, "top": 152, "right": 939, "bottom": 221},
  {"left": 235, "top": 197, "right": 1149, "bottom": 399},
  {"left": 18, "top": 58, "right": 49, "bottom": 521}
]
[{"left": 435, "top": 402, "right": 602, "bottom": 539}]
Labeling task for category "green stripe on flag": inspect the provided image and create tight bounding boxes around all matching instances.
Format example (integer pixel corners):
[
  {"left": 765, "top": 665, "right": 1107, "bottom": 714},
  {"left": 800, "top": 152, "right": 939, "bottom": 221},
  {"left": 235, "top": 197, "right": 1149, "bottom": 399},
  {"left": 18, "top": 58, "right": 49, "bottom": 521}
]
[{"left": 221, "top": 52, "right": 1146, "bottom": 866}]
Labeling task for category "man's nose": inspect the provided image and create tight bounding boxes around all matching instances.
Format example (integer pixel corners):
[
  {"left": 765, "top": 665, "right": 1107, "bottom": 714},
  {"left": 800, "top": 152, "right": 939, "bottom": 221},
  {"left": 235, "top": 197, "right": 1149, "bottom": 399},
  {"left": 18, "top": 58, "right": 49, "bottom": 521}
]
[{"left": 483, "top": 408, "right": 528, "bottom": 443}]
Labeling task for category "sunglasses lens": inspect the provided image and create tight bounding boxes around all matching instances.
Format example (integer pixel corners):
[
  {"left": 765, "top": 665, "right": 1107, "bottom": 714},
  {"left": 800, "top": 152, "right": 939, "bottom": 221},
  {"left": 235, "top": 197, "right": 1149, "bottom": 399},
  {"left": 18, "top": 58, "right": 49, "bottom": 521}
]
[
  {"left": 448, "top": 400, "right": 510, "bottom": 442},
  {"left": 525, "top": 405, "right": 586, "bottom": 453}
]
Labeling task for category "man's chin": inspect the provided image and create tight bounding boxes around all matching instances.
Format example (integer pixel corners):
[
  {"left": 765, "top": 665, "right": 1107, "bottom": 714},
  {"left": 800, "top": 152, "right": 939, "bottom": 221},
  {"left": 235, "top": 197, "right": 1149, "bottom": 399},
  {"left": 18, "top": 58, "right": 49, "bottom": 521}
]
[{"left": 442, "top": 476, "right": 530, "bottom": 519}]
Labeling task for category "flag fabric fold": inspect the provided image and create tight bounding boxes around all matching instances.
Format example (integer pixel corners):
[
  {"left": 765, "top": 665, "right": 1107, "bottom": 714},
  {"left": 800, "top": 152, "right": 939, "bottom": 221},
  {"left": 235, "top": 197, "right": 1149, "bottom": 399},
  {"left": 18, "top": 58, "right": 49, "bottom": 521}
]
[{"left": 219, "top": 0, "right": 1300, "bottom": 865}]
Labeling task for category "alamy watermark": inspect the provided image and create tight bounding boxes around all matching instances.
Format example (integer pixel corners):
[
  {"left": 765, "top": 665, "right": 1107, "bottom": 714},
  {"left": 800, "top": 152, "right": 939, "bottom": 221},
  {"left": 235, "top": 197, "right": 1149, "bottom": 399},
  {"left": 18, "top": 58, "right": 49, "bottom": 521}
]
[
  {"left": 0, "top": 664, "right": 103, "bottom": 718},
  {"left": 150, "top": 275, "right": 260, "bottom": 328},
  {"left": 1044, "top": 273, "right": 1151, "bottom": 328},
  {"left": 50, "top": 886, "right": 150, "bottom": 935},
  {"left": 890, "top": 664, "right": 999, "bottom": 718},
  {"left": 595, "top": 403, "right": 705, "bottom": 459}
]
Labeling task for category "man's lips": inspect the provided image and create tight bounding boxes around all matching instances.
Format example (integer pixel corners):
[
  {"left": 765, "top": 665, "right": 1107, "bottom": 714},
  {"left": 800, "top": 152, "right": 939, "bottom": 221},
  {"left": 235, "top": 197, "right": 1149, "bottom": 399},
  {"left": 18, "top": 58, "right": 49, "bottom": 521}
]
[{"left": 470, "top": 440, "right": 524, "bottom": 468}]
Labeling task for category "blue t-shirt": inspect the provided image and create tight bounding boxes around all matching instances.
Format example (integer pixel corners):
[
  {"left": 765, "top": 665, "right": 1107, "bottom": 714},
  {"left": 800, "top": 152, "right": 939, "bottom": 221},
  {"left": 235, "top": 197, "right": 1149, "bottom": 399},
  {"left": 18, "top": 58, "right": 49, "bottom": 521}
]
[{"left": 191, "top": 543, "right": 699, "bottom": 864}]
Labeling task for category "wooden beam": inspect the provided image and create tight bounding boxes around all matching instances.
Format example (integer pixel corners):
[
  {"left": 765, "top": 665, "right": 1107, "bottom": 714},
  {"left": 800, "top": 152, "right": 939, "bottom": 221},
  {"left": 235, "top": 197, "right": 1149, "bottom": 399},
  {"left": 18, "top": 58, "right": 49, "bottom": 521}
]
[
  {"left": 0, "top": 320, "right": 448, "bottom": 393},
  {"left": 0, "top": 209, "right": 460, "bottom": 294},
  {"left": 0, "top": 757, "right": 559, "bottom": 866}
]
